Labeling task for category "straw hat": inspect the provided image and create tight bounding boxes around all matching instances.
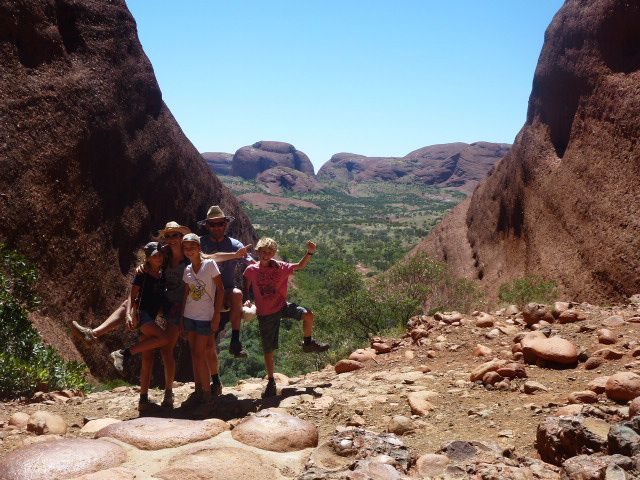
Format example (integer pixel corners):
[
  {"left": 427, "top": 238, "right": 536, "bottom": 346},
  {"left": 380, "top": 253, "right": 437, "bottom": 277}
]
[
  {"left": 158, "top": 221, "right": 191, "bottom": 237},
  {"left": 199, "top": 205, "right": 235, "bottom": 225}
]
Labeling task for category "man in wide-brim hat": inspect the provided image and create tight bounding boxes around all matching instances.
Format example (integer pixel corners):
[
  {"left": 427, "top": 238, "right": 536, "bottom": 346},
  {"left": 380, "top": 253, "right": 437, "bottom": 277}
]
[{"left": 199, "top": 205, "right": 252, "bottom": 361}]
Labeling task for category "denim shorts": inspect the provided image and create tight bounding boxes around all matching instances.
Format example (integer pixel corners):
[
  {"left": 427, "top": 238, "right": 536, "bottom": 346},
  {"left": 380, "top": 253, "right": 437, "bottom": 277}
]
[
  {"left": 257, "top": 303, "right": 308, "bottom": 353},
  {"left": 138, "top": 310, "right": 157, "bottom": 326},
  {"left": 183, "top": 317, "right": 213, "bottom": 336}
]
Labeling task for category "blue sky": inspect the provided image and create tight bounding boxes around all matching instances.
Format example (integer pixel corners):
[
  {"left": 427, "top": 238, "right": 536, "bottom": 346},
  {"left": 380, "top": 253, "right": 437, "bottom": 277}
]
[{"left": 127, "top": 1, "right": 565, "bottom": 171}]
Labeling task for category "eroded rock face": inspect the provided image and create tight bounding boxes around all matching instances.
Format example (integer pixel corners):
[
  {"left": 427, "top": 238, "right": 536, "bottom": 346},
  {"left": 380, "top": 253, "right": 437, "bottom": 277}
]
[
  {"left": 257, "top": 166, "right": 322, "bottom": 194},
  {"left": 231, "top": 409, "right": 318, "bottom": 452},
  {"left": 95, "top": 417, "right": 227, "bottom": 450},
  {"left": 202, "top": 152, "right": 234, "bottom": 176},
  {"left": 0, "top": 0, "right": 255, "bottom": 375},
  {"left": 419, "top": 0, "right": 640, "bottom": 303},
  {"left": 317, "top": 142, "right": 509, "bottom": 193},
  {"left": 0, "top": 439, "right": 126, "bottom": 480},
  {"left": 231, "top": 141, "right": 314, "bottom": 179}
]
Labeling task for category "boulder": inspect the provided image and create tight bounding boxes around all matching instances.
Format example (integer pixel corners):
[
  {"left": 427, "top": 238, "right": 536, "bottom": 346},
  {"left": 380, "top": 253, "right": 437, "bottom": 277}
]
[
  {"left": 562, "top": 454, "right": 634, "bottom": 480},
  {"left": 387, "top": 415, "right": 414, "bottom": 435},
  {"left": 231, "top": 141, "right": 314, "bottom": 179},
  {"left": 407, "top": 390, "right": 438, "bottom": 416},
  {"left": 522, "top": 303, "right": 555, "bottom": 325},
  {"left": 524, "top": 381, "right": 549, "bottom": 394},
  {"left": 470, "top": 359, "right": 507, "bottom": 382},
  {"left": 584, "top": 356, "right": 605, "bottom": 370},
  {"left": 496, "top": 363, "right": 527, "bottom": 379},
  {"left": 434, "top": 311, "right": 463, "bottom": 324},
  {"left": 80, "top": 418, "right": 121, "bottom": 435},
  {"left": 473, "top": 344, "right": 493, "bottom": 357},
  {"left": 536, "top": 416, "right": 608, "bottom": 466},
  {"left": 608, "top": 417, "right": 640, "bottom": 457},
  {"left": 558, "top": 310, "right": 587, "bottom": 324},
  {"left": 568, "top": 391, "right": 599, "bottom": 404},
  {"left": 475, "top": 313, "right": 495, "bottom": 327},
  {"left": 597, "top": 329, "right": 617, "bottom": 344},
  {"left": 587, "top": 377, "right": 610, "bottom": 394},
  {"left": 629, "top": 397, "right": 640, "bottom": 418},
  {"left": 603, "top": 316, "right": 626, "bottom": 328},
  {"left": 414, "top": 453, "right": 450, "bottom": 478},
  {"left": 26, "top": 411, "right": 67, "bottom": 435},
  {"left": 257, "top": 166, "right": 322, "bottom": 194},
  {"left": 529, "top": 336, "right": 578, "bottom": 366},
  {"left": 231, "top": 409, "right": 318, "bottom": 452},
  {"left": 95, "top": 417, "right": 227, "bottom": 450},
  {"left": 592, "top": 348, "right": 625, "bottom": 360},
  {"left": 8, "top": 412, "right": 30, "bottom": 429},
  {"left": 335, "top": 359, "right": 364, "bottom": 374},
  {"left": 202, "top": 152, "right": 233, "bottom": 175},
  {"left": 372, "top": 342, "right": 392, "bottom": 354},
  {"left": 349, "top": 348, "right": 377, "bottom": 363},
  {"left": 606, "top": 372, "right": 640, "bottom": 402},
  {"left": 0, "top": 439, "right": 126, "bottom": 480}
]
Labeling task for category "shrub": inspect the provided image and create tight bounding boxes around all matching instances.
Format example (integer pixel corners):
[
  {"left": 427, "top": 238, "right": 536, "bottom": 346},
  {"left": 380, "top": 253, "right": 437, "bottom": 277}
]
[
  {"left": 378, "top": 254, "right": 484, "bottom": 314},
  {"left": 0, "top": 244, "right": 89, "bottom": 398},
  {"left": 498, "top": 276, "right": 558, "bottom": 307}
]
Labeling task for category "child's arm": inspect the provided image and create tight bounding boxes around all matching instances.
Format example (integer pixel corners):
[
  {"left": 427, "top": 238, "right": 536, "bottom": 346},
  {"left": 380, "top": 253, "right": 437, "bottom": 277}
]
[
  {"left": 292, "top": 241, "right": 317, "bottom": 271},
  {"left": 202, "top": 244, "right": 253, "bottom": 263},
  {"left": 127, "top": 285, "right": 141, "bottom": 330},
  {"left": 212, "top": 275, "right": 224, "bottom": 332}
]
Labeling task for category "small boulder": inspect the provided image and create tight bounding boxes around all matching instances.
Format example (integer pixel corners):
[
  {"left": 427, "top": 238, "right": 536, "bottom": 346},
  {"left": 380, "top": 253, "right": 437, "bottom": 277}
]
[
  {"left": 496, "top": 363, "right": 527, "bottom": 379},
  {"left": 349, "top": 348, "right": 376, "bottom": 363},
  {"left": 80, "top": 418, "right": 121, "bottom": 434},
  {"left": 522, "top": 303, "right": 554, "bottom": 326},
  {"left": 8, "top": 412, "right": 30, "bottom": 429},
  {"left": 592, "top": 347, "right": 625, "bottom": 360},
  {"left": 629, "top": 397, "right": 640, "bottom": 418},
  {"left": 587, "top": 376, "right": 610, "bottom": 394},
  {"left": 555, "top": 404, "right": 584, "bottom": 416},
  {"left": 584, "top": 356, "right": 605, "bottom": 370},
  {"left": 231, "top": 409, "right": 318, "bottom": 452},
  {"left": 568, "top": 391, "right": 599, "bottom": 404},
  {"left": 27, "top": 411, "right": 67, "bottom": 435},
  {"left": 536, "top": 416, "right": 608, "bottom": 465},
  {"left": 414, "top": 453, "right": 450, "bottom": 478},
  {"left": 434, "top": 311, "right": 462, "bottom": 324},
  {"left": 606, "top": 372, "right": 640, "bottom": 402},
  {"left": 524, "top": 381, "right": 549, "bottom": 394},
  {"left": 529, "top": 336, "right": 578, "bottom": 366},
  {"left": 482, "top": 371, "right": 503, "bottom": 385},
  {"left": 473, "top": 344, "right": 493, "bottom": 357},
  {"left": 335, "top": 359, "right": 364, "bottom": 374},
  {"left": 603, "top": 315, "right": 625, "bottom": 327},
  {"left": 557, "top": 310, "right": 586, "bottom": 324},
  {"left": 475, "top": 313, "right": 495, "bottom": 328},
  {"left": 372, "top": 342, "right": 392, "bottom": 354},
  {"left": 470, "top": 359, "right": 507, "bottom": 382},
  {"left": 387, "top": 415, "right": 413, "bottom": 435},
  {"left": 597, "top": 329, "right": 617, "bottom": 345},
  {"left": 407, "top": 391, "right": 437, "bottom": 416}
]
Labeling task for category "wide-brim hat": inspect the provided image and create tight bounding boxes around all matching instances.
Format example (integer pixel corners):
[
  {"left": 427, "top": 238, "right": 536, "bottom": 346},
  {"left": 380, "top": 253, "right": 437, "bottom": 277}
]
[
  {"left": 198, "top": 205, "right": 235, "bottom": 225},
  {"left": 159, "top": 221, "right": 191, "bottom": 237},
  {"left": 181, "top": 233, "right": 201, "bottom": 244}
]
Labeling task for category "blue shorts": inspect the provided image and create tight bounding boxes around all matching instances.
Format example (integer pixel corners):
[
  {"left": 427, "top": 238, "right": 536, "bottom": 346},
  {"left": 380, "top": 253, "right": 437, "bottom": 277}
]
[
  {"left": 183, "top": 317, "right": 213, "bottom": 336},
  {"left": 138, "top": 310, "right": 157, "bottom": 326},
  {"left": 257, "top": 303, "right": 308, "bottom": 353}
]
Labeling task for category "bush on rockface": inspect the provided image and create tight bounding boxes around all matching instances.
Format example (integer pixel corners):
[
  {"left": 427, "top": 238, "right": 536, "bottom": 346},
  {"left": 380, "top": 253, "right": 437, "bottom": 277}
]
[
  {"left": 498, "top": 276, "right": 558, "bottom": 307},
  {"left": 0, "top": 244, "right": 89, "bottom": 398}
]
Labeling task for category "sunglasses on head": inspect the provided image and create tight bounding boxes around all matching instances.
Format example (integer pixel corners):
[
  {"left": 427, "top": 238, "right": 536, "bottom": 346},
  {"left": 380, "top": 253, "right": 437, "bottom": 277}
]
[
  {"left": 207, "top": 221, "right": 227, "bottom": 227},
  {"left": 164, "top": 233, "right": 183, "bottom": 239}
]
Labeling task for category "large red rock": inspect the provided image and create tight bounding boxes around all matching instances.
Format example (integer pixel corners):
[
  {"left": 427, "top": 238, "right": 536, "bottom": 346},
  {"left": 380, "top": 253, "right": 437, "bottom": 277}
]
[
  {"left": 231, "top": 409, "right": 318, "bottom": 452},
  {"left": 317, "top": 142, "right": 509, "bottom": 194},
  {"left": 0, "top": 439, "right": 126, "bottom": 480},
  {"left": 202, "top": 152, "right": 233, "bottom": 175},
  {"left": 605, "top": 372, "right": 640, "bottom": 402},
  {"left": 418, "top": 0, "right": 640, "bottom": 303},
  {"left": 231, "top": 141, "right": 314, "bottom": 179},
  {"left": 95, "top": 417, "right": 227, "bottom": 450},
  {"left": 0, "top": 0, "right": 255, "bottom": 376},
  {"left": 335, "top": 359, "right": 364, "bottom": 374},
  {"left": 257, "top": 166, "right": 322, "bottom": 195},
  {"left": 529, "top": 336, "right": 578, "bottom": 365}
]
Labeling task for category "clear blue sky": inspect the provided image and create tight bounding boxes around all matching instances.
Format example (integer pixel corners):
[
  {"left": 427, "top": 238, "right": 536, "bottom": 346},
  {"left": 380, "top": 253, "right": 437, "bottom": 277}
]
[{"left": 127, "top": 1, "right": 565, "bottom": 171}]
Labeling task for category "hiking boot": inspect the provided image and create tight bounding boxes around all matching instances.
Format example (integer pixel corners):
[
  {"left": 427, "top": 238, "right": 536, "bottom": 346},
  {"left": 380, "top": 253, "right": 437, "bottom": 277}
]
[
  {"left": 110, "top": 350, "right": 125, "bottom": 372},
  {"left": 211, "top": 381, "right": 223, "bottom": 397},
  {"left": 138, "top": 396, "right": 157, "bottom": 413},
  {"left": 72, "top": 321, "right": 96, "bottom": 343},
  {"left": 261, "top": 379, "right": 277, "bottom": 398},
  {"left": 301, "top": 338, "right": 330, "bottom": 353},
  {"left": 161, "top": 391, "right": 174, "bottom": 409},
  {"left": 229, "top": 341, "right": 248, "bottom": 358}
]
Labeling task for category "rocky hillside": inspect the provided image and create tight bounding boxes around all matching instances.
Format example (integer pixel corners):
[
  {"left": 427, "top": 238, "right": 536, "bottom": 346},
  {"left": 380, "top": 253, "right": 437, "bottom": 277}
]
[
  {"left": 230, "top": 141, "right": 315, "bottom": 179},
  {"left": 2, "top": 298, "right": 640, "bottom": 478},
  {"left": 0, "top": 0, "right": 255, "bottom": 375},
  {"left": 317, "top": 142, "right": 510, "bottom": 193},
  {"left": 256, "top": 167, "right": 323, "bottom": 195},
  {"left": 202, "top": 152, "right": 233, "bottom": 176},
  {"left": 419, "top": 0, "right": 640, "bottom": 302}
]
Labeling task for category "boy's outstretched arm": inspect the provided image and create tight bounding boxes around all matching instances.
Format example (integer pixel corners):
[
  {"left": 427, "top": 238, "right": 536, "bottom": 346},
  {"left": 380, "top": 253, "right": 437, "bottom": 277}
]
[{"left": 293, "top": 241, "right": 317, "bottom": 271}]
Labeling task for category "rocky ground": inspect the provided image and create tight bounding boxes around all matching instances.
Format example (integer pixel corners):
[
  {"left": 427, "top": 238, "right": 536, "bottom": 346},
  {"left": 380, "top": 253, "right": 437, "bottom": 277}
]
[{"left": 2, "top": 299, "right": 640, "bottom": 479}]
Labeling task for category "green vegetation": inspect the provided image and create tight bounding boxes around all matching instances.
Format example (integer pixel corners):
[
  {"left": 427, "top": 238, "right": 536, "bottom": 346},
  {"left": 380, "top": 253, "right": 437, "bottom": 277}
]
[
  {"left": 214, "top": 177, "right": 480, "bottom": 385},
  {"left": 0, "top": 244, "right": 89, "bottom": 399},
  {"left": 498, "top": 276, "right": 558, "bottom": 307}
]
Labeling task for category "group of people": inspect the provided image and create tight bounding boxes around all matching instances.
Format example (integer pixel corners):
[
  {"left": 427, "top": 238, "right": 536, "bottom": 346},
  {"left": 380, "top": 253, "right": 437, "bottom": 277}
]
[{"left": 72, "top": 205, "right": 330, "bottom": 411}]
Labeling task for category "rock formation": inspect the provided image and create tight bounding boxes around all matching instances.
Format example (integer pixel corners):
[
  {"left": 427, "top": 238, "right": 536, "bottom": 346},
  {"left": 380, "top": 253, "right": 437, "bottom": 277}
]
[
  {"left": 201, "top": 152, "right": 233, "bottom": 176},
  {"left": 317, "top": 142, "right": 510, "bottom": 193},
  {"left": 0, "top": 0, "right": 255, "bottom": 374},
  {"left": 256, "top": 166, "right": 322, "bottom": 195},
  {"left": 419, "top": 0, "right": 640, "bottom": 302},
  {"left": 230, "top": 141, "right": 315, "bottom": 179}
]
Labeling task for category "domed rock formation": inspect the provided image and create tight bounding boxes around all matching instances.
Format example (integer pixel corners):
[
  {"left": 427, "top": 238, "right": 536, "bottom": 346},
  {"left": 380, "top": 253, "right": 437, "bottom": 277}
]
[
  {"left": 257, "top": 167, "right": 322, "bottom": 195},
  {"left": 202, "top": 152, "right": 233, "bottom": 176},
  {"left": 0, "top": 0, "right": 255, "bottom": 374},
  {"left": 317, "top": 142, "right": 509, "bottom": 193},
  {"left": 418, "top": 0, "right": 640, "bottom": 302},
  {"left": 231, "top": 141, "right": 315, "bottom": 179}
]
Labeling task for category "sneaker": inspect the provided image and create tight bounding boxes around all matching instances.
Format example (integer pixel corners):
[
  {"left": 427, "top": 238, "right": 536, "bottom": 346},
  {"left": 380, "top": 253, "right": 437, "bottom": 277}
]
[
  {"left": 110, "top": 350, "right": 125, "bottom": 372},
  {"left": 261, "top": 379, "right": 277, "bottom": 398},
  {"left": 229, "top": 341, "right": 248, "bottom": 358},
  {"left": 301, "top": 338, "right": 330, "bottom": 353},
  {"left": 72, "top": 321, "right": 96, "bottom": 343},
  {"left": 161, "top": 391, "right": 174, "bottom": 409}
]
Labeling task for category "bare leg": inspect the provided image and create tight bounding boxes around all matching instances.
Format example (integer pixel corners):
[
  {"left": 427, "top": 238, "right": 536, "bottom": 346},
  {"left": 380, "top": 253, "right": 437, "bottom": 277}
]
[
  {"left": 189, "top": 332, "right": 210, "bottom": 395},
  {"left": 129, "top": 323, "right": 169, "bottom": 354},
  {"left": 160, "top": 324, "right": 179, "bottom": 390},
  {"left": 230, "top": 289, "right": 243, "bottom": 331},
  {"left": 139, "top": 345, "right": 155, "bottom": 396},
  {"left": 264, "top": 351, "right": 275, "bottom": 378},
  {"left": 93, "top": 300, "right": 129, "bottom": 337},
  {"left": 206, "top": 335, "right": 219, "bottom": 376},
  {"left": 302, "top": 311, "right": 314, "bottom": 337}
]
